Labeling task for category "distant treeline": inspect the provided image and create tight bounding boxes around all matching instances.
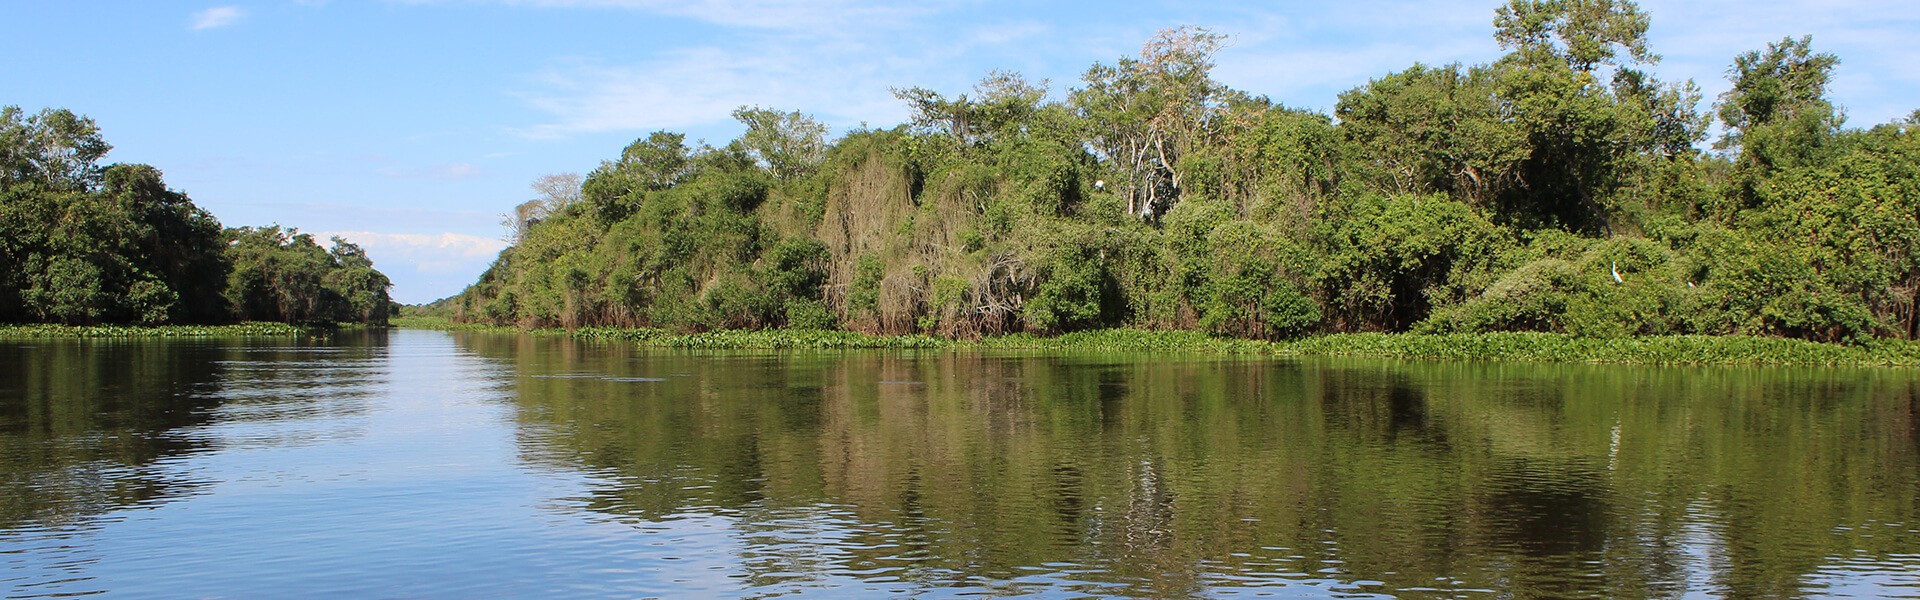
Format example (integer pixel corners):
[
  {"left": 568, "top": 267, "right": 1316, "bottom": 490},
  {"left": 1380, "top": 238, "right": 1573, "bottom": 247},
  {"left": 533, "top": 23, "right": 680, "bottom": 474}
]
[
  {"left": 0, "top": 106, "right": 395, "bottom": 325},
  {"left": 457, "top": 0, "right": 1919, "bottom": 343}
]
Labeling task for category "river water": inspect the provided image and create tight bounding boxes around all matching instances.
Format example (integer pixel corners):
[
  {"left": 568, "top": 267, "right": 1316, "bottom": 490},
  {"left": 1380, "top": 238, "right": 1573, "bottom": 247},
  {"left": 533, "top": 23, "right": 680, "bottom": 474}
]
[{"left": 1, "top": 329, "right": 1917, "bottom": 598}]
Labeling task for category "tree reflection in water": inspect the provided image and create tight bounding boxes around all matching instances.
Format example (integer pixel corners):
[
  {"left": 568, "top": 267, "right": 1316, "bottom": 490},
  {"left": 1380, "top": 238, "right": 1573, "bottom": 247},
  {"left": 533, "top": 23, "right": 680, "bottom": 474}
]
[{"left": 471, "top": 333, "right": 1920, "bottom": 598}]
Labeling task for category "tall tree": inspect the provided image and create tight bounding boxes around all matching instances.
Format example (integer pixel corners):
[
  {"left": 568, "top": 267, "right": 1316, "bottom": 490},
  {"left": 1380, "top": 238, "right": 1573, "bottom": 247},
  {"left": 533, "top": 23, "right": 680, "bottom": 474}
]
[
  {"left": 1493, "top": 0, "right": 1655, "bottom": 72},
  {"left": 1073, "top": 26, "right": 1227, "bottom": 218},
  {"left": 101, "top": 164, "right": 229, "bottom": 323},
  {"left": 893, "top": 71, "right": 1050, "bottom": 147},
  {"left": 581, "top": 131, "right": 694, "bottom": 221},
  {"left": 225, "top": 226, "right": 335, "bottom": 323},
  {"left": 731, "top": 106, "right": 829, "bottom": 181},
  {"left": 1336, "top": 63, "right": 1528, "bottom": 205},
  {"left": 892, "top": 86, "right": 978, "bottom": 143},
  {"left": 324, "top": 236, "right": 395, "bottom": 325},
  {"left": 0, "top": 106, "right": 112, "bottom": 192},
  {"left": 1487, "top": 0, "right": 1682, "bottom": 231},
  {"left": 531, "top": 172, "right": 583, "bottom": 212},
  {"left": 1715, "top": 36, "right": 1842, "bottom": 172},
  {"left": 505, "top": 173, "right": 582, "bottom": 243}
]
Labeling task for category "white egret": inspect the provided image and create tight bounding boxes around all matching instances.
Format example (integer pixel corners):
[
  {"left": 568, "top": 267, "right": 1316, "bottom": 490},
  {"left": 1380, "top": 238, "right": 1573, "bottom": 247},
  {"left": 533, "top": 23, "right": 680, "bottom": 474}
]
[{"left": 1610, "top": 261, "right": 1623, "bottom": 284}]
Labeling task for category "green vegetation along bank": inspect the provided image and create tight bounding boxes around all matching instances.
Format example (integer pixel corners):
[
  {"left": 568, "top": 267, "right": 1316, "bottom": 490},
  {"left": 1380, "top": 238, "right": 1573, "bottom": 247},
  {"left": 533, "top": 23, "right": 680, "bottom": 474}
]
[
  {"left": 1, "top": 107, "right": 397, "bottom": 327},
  {"left": 396, "top": 317, "right": 1920, "bottom": 366},
  {"left": 453, "top": 0, "right": 1920, "bottom": 351},
  {"left": 0, "top": 322, "right": 325, "bottom": 339}
]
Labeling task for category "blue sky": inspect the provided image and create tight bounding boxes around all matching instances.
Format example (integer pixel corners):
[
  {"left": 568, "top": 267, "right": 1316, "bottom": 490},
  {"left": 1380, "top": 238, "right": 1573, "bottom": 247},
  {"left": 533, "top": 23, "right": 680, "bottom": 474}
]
[{"left": 8, "top": 1, "right": 1916, "bottom": 304}]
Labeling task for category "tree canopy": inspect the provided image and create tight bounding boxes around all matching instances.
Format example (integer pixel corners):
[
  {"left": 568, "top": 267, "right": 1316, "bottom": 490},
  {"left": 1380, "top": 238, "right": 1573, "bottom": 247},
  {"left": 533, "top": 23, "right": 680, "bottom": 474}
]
[
  {"left": 0, "top": 106, "right": 396, "bottom": 325},
  {"left": 451, "top": 4, "right": 1918, "bottom": 344}
]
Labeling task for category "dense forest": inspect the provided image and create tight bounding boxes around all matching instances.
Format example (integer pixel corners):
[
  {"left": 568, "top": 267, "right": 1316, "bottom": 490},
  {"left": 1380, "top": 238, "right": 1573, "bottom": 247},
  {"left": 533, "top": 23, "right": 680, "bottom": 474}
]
[
  {"left": 456, "top": 0, "right": 1919, "bottom": 344},
  {"left": 0, "top": 106, "right": 396, "bottom": 326}
]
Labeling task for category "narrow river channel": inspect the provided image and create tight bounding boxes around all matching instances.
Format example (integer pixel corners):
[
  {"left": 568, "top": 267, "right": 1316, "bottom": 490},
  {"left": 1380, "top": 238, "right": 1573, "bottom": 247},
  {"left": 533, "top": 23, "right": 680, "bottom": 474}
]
[{"left": 2, "top": 329, "right": 1917, "bottom": 598}]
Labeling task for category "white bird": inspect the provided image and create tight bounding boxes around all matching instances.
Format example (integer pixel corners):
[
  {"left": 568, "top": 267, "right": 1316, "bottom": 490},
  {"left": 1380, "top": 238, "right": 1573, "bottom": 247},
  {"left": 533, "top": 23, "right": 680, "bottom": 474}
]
[
  {"left": 1610, "top": 261, "right": 1623, "bottom": 284},
  {"left": 1094, "top": 179, "right": 1106, "bottom": 191}
]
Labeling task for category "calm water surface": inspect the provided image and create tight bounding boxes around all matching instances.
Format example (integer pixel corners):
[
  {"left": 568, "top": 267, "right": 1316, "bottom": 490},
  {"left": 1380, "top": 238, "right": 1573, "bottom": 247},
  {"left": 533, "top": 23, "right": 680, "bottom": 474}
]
[{"left": 2, "top": 329, "right": 1918, "bottom": 598}]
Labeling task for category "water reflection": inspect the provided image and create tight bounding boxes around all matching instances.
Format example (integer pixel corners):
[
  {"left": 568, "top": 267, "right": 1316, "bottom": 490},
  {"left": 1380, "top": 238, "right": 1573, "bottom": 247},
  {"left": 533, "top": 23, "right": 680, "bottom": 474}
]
[
  {"left": 0, "top": 339, "right": 238, "bottom": 531},
  {"left": 465, "top": 333, "right": 1920, "bottom": 598},
  {"left": 0, "top": 332, "right": 392, "bottom": 596},
  {"left": 2, "top": 331, "right": 1915, "bottom": 598}
]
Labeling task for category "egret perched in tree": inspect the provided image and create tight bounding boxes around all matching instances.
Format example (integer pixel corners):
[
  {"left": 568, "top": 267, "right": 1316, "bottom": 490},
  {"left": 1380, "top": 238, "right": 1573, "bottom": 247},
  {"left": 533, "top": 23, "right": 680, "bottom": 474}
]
[
  {"left": 1610, "top": 261, "right": 1624, "bottom": 284},
  {"left": 1094, "top": 179, "right": 1106, "bottom": 191}
]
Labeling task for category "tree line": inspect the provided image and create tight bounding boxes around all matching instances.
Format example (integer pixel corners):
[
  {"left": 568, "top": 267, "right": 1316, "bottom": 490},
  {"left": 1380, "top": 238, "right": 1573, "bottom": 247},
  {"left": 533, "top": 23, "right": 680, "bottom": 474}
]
[
  {"left": 457, "top": 0, "right": 1919, "bottom": 343},
  {"left": 0, "top": 106, "right": 396, "bottom": 325}
]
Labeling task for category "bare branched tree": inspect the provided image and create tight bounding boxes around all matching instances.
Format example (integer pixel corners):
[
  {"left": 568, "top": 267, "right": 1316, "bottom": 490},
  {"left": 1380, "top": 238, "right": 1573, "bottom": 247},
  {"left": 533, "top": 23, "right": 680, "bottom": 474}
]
[{"left": 502, "top": 172, "right": 582, "bottom": 243}]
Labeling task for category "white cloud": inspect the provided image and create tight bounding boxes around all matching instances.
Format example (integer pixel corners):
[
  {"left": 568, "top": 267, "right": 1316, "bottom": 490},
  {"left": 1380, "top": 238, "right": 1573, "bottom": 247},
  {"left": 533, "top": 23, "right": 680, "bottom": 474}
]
[
  {"left": 494, "top": 0, "right": 1916, "bottom": 140},
  {"left": 1216, "top": 41, "right": 1494, "bottom": 111},
  {"left": 190, "top": 6, "right": 245, "bottom": 31},
  {"left": 327, "top": 231, "right": 506, "bottom": 303},
  {"left": 323, "top": 231, "right": 508, "bottom": 265},
  {"left": 316, "top": 230, "right": 510, "bottom": 303},
  {"left": 424, "top": 0, "right": 938, "bottom": 30},
  {"left": 1208, "top": 0, "right": 1919, "bottom": 124},
  {"left": 512, "top": 42, "right": 907, "bottom": 139}
]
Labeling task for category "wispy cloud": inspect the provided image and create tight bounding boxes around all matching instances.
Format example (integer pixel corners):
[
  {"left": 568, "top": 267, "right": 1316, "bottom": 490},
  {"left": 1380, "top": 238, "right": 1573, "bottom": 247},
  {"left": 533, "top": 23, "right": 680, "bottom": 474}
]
[
  {"left": 424, "top": 0, "right": 940, "bottom": 30},
  {"left": 379, "top": 162, "right": 487, "bottom": 180},
  {"left": 190, "top": 6, "right": 245, "bottom": 31},
  {"left": 501, "top": 0, "right": 1918, "bottom": 139},
  {"left": 1636, "top": 0, "right": 1920, "bottom": 126},
  {"left": 512, "top": 43, "right": 906, "bottom": 139}
]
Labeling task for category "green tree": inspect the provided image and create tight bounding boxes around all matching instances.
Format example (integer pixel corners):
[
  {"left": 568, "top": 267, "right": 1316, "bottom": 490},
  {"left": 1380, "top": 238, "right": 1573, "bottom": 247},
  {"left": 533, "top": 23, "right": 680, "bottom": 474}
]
[
  {"left": 1716, "top": 36, "right": 1842, "bottom": 172},
  {"left": 1314, "top": 194, "right": 1509, "bottom": 331},
  {"left": 0, "top": 153, "right": 226, "bottom": 324},
  {"left": 223, "top": 226, "right": 389, "bottom": 325},
  {"left": 100, "top": 164, "right": 229, "bottom": 323},
  {"left": 225, "top": 226, "right": 335, "bottom": 323},
  {"left": 442, "top": 19, "right": 1920, "bottom": 347},
  {"left": 1073, "top": 26, "right": 1227, "bottom": 218},
  {"left": 1485, "top": 0, "right": 1698, "bottom": 231},
  {"left": 582, "top": 131, "right": 694, "bottom": 221},
  {"left": 731, "top": 106, "right": 830, "bottom": 181},
  {"left": 1493, "top": 0, "right": 1655, "bottom": 72},
  {"left": 0, "top": 106, "right": 112, "bottom": 191},
  {"left": 324, "top": 237, "right": 396, "bottom": 325},
  {"left": 1336, "top": 64, "right": 1527, "bottom": 205}
]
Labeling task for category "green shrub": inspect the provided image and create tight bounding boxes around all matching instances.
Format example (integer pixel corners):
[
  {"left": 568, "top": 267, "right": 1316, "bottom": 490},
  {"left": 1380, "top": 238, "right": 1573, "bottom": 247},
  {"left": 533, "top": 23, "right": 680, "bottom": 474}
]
[
  {"left": 785, "top": 299, "right": 837, "bottom": 330},
  {"left": 1024, "top": 244, "right": 1111, "bottom": 332}
]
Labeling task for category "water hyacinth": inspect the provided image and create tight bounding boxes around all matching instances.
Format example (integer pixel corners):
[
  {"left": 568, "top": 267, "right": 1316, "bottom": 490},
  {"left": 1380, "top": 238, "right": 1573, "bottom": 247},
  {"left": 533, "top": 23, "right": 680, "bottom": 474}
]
[
  {"left": 0, "top": 322, "right": 321, "bottom": 338},
  {"left": 395, "top": 317, "right": 1920, "bottom": 367}
]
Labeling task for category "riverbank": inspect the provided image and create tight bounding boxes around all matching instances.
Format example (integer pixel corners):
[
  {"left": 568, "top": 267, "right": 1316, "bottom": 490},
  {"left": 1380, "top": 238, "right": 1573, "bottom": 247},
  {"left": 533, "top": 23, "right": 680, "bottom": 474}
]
[
  {"left": 0, "top": 322, "right": 333, "bottom": 339},
  {"left": 391, "top": 317, "right": 1920, "bottom": 367}
]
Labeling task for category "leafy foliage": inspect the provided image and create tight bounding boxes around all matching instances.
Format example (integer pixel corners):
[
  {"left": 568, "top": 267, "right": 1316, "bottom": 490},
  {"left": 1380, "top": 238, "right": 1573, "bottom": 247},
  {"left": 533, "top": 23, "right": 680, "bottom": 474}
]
[
  {"left": 223, "top": 227, "right": 397, "bottom": 325},
  {"left": 453, "top": 5, "right": 1920, "bottom": 348},
  {"left": 0, "top": 105, "right": 395, "bottom": 326}
]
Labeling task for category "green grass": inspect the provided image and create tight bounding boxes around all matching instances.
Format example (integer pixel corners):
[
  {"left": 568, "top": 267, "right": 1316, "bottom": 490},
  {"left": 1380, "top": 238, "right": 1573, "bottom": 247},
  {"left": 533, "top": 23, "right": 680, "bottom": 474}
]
[
  {"left": 392, "top": 320, "right": 1920, "bottom": 366},
  {"left": 0, "top": 322, "right": 322, "bottom": 338}
]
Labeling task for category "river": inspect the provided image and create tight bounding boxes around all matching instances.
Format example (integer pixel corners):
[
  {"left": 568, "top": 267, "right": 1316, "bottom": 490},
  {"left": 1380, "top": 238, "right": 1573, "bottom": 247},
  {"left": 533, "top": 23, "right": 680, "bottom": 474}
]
[{"left": 2, "top": 329, "right": 1917, "bottom": 598}]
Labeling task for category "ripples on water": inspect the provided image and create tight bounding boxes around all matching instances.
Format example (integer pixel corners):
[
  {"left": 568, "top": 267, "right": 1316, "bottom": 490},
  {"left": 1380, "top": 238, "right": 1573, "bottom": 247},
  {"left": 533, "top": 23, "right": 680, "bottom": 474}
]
[{"left": 1, "top": 330, "right": 1918, "bottom": 598}]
